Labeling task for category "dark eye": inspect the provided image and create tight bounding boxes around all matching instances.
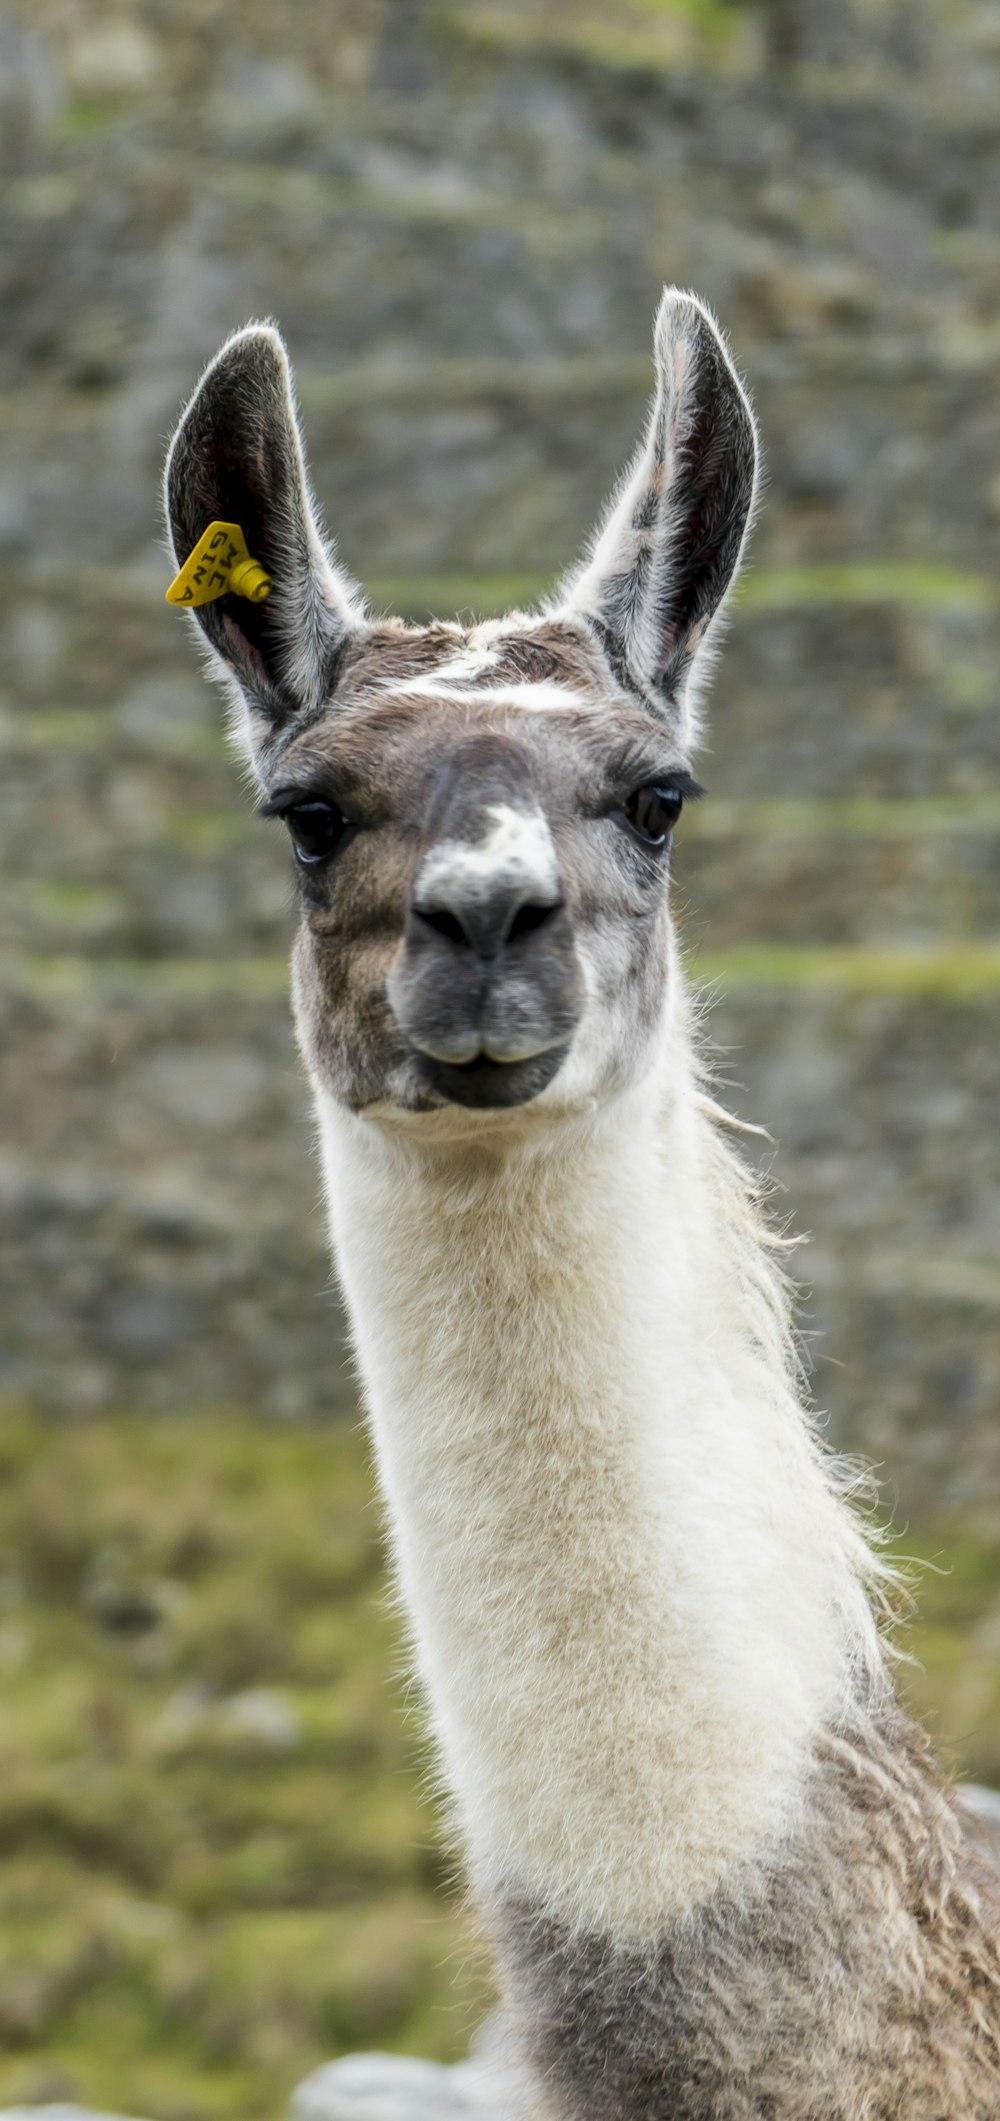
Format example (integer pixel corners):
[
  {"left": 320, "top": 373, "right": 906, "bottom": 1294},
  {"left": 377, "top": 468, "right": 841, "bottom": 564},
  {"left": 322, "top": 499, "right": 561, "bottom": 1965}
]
[
  {"left": 623, "top": 783, "right": 685, "bottom": 845},
  {"left": 284, "top": 801, "right": 354, "bottom": 866}
]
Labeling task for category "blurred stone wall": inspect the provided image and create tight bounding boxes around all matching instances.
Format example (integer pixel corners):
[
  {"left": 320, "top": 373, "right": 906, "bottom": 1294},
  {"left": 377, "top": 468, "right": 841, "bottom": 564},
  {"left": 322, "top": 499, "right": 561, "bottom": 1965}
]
[{"left": 2, "top": 0, "right": 999, "bottom": 1515}]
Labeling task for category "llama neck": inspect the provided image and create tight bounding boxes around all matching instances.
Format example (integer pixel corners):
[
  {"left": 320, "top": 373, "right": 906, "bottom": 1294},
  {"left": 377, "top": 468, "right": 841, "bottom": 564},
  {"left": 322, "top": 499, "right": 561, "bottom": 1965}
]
[{"left": 317, "top": 1049, "right": 883, "bottom": 1945}]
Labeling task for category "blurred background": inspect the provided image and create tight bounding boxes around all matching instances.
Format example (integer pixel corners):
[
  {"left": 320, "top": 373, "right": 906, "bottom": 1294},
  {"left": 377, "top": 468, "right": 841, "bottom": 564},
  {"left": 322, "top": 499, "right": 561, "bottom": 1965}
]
[{"left": 1, "top": 0, "right": 999, "bottom": 2113}]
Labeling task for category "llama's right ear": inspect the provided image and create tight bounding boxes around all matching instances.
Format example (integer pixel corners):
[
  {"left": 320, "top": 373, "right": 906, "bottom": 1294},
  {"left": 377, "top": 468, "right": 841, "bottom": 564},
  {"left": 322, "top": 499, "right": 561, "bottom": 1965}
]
[{"left": 164, "top": 324, "right": 364, "bottom": 767}]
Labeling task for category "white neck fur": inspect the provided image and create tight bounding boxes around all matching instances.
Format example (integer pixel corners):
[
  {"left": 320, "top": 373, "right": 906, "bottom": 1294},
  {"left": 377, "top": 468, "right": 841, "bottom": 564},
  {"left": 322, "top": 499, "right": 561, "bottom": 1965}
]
[{"left": 315, "top": 1007, "right": 884, "bottom": 1946}]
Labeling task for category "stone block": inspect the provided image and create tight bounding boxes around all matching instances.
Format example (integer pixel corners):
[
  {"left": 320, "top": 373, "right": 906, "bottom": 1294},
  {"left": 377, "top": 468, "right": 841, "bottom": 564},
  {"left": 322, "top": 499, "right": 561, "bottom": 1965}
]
[{"left": 290, "top": 2052, "right": 510, "bottom": 2119}]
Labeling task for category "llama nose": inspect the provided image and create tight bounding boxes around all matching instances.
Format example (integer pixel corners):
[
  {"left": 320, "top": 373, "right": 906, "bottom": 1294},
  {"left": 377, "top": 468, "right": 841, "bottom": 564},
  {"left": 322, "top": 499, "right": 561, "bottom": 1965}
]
[
  {"left": 389, "top": 806, "right": 582, "bottom": 1074},
  {"left": 411, "top": 875, "right": 564, "bottom": 962}
]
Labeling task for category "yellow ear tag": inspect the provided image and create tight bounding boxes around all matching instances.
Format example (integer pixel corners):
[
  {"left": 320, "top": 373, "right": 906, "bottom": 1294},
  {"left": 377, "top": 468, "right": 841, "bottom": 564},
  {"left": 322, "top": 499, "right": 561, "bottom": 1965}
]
[{"left": 165, "top": 521, "right": 271, "bottom": 607}]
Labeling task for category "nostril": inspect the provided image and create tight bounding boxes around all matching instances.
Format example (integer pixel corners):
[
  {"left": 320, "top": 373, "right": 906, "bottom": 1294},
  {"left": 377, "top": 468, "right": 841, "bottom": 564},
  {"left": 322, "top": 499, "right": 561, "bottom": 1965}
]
[
  {"left": 411, "top": 889, "right": 565, "bottom": 957},
  {"left": 417, "top": 904, "right": 469, "bottom": 947},
  {"left": 507, "top": 898, "right": 563, "bottom": 944}
]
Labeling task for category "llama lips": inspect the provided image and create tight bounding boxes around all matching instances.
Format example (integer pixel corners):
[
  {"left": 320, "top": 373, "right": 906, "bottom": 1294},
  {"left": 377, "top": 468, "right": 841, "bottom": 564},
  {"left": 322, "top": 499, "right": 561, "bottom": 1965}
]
[
  {"left": 411, "top": 1044, "right": 570, "bottom": 1109},
  {"left": 387, "top": 929, "right": 583, "bottom": 1099}
]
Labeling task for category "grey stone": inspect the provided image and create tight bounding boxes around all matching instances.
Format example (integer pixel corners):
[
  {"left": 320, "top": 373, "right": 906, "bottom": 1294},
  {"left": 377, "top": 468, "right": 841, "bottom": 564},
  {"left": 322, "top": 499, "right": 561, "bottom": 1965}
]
[
  {"left": 289, "top": 2051, "right": 517, "bottom": 2120},
  {"left": 216, "top": 1687, "right": 303, "bottom": 1753},
  {"left": 64, "top": 21, "right": 159, "bottom": 100},
  {"left": 0, "top": 2035, "right": 530, "bottom": 2121},
  {"left": 207, "top": 53, "right": 325, "bottom": 148},
  {"left": 958, "top": 1782, "right": 1000, "bottom": 1864}
]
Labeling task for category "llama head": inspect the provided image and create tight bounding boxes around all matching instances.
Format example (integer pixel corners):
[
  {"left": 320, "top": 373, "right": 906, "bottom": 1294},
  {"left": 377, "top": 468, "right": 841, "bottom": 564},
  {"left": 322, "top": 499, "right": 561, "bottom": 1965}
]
[{"left": 164, "top": 291, "right": 758, "bottom": 1126}]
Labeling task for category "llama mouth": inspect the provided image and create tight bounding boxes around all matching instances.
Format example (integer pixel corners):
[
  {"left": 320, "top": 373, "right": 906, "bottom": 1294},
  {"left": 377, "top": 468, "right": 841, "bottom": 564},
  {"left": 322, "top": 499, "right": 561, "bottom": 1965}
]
[{"left": 412, "top": 1044, "right": 570, "bottom": 1109}]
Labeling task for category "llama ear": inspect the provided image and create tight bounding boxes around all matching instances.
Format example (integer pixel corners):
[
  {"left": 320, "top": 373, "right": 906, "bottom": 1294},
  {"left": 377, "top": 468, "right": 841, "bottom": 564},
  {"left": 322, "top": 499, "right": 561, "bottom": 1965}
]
[
  {"left": 164, "top": 323, "right": 364, "bottom": 764},
  {"left": 553, "top": 289, "right": 759, "bottom": 745}
]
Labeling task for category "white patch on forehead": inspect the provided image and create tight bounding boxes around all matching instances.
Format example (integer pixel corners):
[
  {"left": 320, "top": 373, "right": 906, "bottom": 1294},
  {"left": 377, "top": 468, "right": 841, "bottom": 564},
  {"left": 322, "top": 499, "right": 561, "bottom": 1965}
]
[
  {"left": 417, "top": 804, "right": 560, "bottom": 906},
  {"left": 428, "top": 625, "right": 504, "bottom": 684},
  {"left": 383, "top": 675, "right": 590, "bottom": 715}
]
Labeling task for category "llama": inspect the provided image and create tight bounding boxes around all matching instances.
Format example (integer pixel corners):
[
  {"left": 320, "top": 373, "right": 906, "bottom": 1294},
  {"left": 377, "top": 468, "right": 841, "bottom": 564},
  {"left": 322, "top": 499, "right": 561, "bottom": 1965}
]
[{"left": 164, "top": 290, "right": 1000, "bottom": 2118}]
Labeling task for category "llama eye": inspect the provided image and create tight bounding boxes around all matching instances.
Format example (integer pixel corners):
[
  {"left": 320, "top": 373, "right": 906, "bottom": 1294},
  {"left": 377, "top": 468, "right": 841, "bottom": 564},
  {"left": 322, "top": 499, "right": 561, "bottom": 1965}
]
[
  {"left": 623, "top": 783, "right": 684, "bottom": 845},
  {"left": 284, "top": 801, "right": 354, "bottom": 866}
]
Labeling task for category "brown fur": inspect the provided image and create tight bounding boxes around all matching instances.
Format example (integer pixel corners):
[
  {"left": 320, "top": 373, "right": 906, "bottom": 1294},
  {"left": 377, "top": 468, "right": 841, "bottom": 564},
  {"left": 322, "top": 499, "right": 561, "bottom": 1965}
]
[
  {"left": 483, "top": 623, "right": 614, "bottom": 694},
  {"left": 279, "top": 614, "right": 619, "bottom": 714},
  {"left": 338, "top": 621, "right": 467, "bottom": 697}
]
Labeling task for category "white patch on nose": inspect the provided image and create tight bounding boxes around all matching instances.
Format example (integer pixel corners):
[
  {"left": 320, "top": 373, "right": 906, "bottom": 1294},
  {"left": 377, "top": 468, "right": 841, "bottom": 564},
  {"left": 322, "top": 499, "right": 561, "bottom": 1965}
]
[{"left": 417, "top": 804, "right": 560, "bottom": 907}]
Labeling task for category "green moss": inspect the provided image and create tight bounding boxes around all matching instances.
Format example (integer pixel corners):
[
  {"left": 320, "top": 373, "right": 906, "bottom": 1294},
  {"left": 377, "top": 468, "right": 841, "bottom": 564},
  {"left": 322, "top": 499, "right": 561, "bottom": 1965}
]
[
  {"left": 435, "top": 0, "right": 750, "bottom": 73},
  {"left": 7, "top": 940, "right": 1000, "bottom": 1013},
  {"left": 0, "top": 954, "right": 290, "bottom": 1001},
  {"left": 0, "top": 1412, "right": 491, "bottom": 2119},
  {"left": 690, "top": 943, "right": 1000, "bottom": 1000},
  {"left": 16, "top": 880, "right": 121, "bottom": 933},
  {"left": 686, "top": 794, "right": 1000, "bottom": 840},
  {"left": 734, "top": 562, "right": 999, "bottom": 614},
  {"left": 4, "top": 709, "right": 117, "bottom": 752},
  {"left": 632, "top": 0, "right": 738, "bottom": 13},
  {"left": 4, "top": 708, "right": 226, "bottom": 761},
  {"left": 885, "top": 1519, "right": 1000, "bottom": 1785},
  {"left": 357, "top": 562, "right": 1000, "bottom": 623},
  {"left": 166, "top": 810, "right": 255, "bottom": 857},
  {"left": 53, "top": 99, "right": 121, "bottom": 142}
]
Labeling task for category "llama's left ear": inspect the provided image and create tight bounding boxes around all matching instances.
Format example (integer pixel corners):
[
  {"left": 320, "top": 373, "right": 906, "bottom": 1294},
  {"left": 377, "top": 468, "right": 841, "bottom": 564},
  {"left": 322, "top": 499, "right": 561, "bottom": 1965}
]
[
  {"left": 552, "top": 289, "right": 759, "bottom": 745},
  {"left": 164, "top": 323, "right": 365, "bottom": 767}
]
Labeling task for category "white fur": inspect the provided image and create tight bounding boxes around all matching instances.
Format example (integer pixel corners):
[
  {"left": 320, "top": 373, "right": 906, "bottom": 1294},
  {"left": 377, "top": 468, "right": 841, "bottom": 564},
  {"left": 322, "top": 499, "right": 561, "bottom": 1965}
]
[
  {"left": 383, "top": 674, "right": 593, "bottom": 715},
  {"left": 416, "top": 805, "right": 561, "bottom": 909},
  {"left": 417, "top": 626, "right": 504, "bottom": 683},
  {"left": 312, "top": 988, "right": 883, "bottom": 1946}
]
